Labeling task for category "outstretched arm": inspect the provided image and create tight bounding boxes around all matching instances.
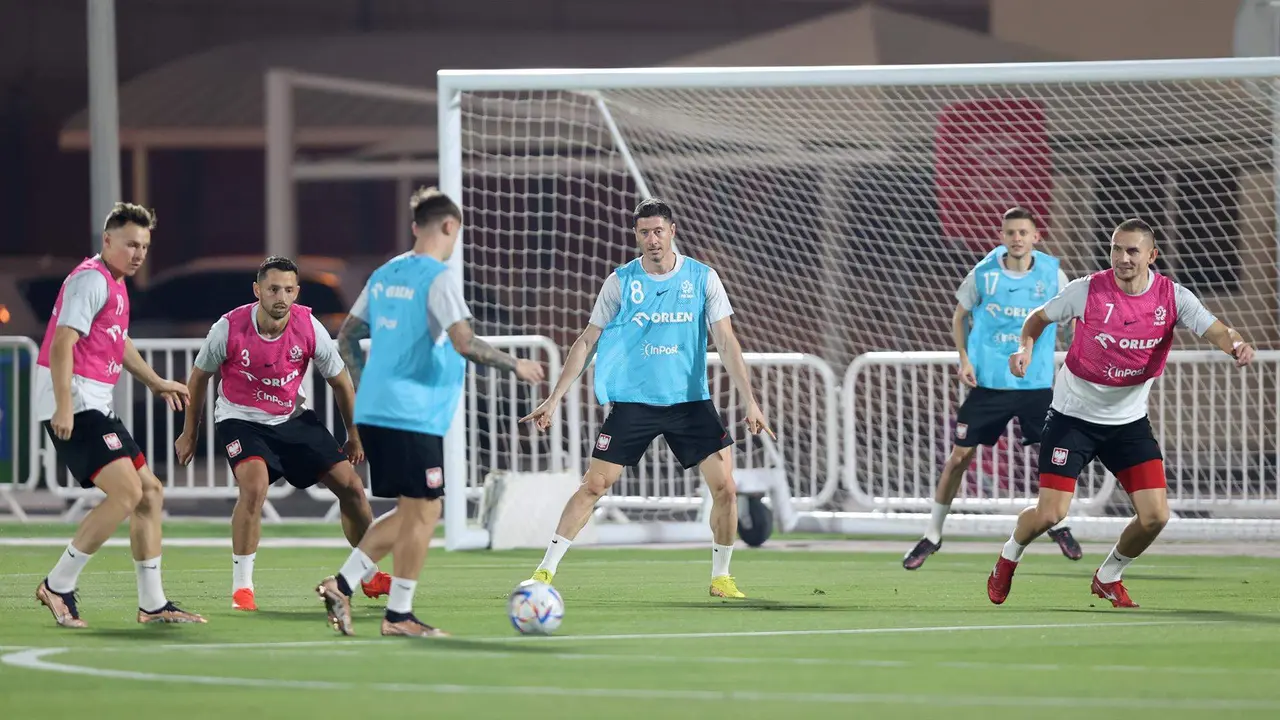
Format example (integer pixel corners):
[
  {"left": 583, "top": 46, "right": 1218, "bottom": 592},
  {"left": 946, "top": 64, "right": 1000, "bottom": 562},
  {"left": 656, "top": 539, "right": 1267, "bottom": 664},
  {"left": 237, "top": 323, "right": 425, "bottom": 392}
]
[
  {"left": 447, "top": 319, "right": 542, "bottom": 382},
  {"left": 711, "top": 316, "right": 774, "bottom": 439},
  {"left": 1201, "top": 320, "right": 1255, "bottom": 368},
  {"left": 125, "top": 337, "right": 188, "bottom": 410},
  {"left": 545, "top": 324, "right": 602, "bottom": 406}
]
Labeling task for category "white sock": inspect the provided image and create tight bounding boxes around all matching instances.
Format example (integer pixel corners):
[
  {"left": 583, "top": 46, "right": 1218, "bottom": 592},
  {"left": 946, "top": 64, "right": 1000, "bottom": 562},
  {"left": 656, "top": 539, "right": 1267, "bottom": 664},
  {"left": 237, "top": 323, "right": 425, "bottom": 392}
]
[
  {"left": 338, "top": 548, "right": 376, "bottom": 593},
  {"left": 925, "top": 502, "right": 950, "bottom": 544},
  {"left": 386, "top": 577, "right": 417, "bottom": 614},
  {"left": 232, "top": 553, "right": 255, "bottom": 591},
  {"left": 536, "top": 534, "right": 572, "bottom": 575},
  {"left": 46, "top": 544, "right": 93, "bottom": 593},
  {"left": 136, "top": 556, "right": 167, "bottom": 612},
  {"left": 1000, "top": 535, "right": 1027, "bottom": 563},
  {"left": 711, "top": 543, "right": 734, "bottom": 578},
  {"left": 361, "top": 564, "right": 380, "bottom": 583},
  {"left": 1095, "top": 546, "right": 1135, "bottom": 584}
]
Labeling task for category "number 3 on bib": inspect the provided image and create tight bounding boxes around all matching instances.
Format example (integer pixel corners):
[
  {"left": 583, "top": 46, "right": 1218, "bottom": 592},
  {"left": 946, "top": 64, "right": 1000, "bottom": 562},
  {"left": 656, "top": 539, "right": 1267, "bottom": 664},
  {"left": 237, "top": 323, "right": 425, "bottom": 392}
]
[{"left": 630, "top": 280, "right": 644, "bottom": 304}]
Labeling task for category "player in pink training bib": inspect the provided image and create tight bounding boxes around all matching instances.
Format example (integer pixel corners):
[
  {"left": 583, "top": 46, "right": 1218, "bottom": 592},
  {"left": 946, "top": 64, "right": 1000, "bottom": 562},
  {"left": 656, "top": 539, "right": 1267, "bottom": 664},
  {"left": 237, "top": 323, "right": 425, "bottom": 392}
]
[
  {"left": 34, "top": 202, "right": 206, "bottom": 628},
  {"left": 989, "top": 218, "right": 1256, "bottom": 608},
  {"left": 174, "top": 257, "right": 389, "bottom": 611}
]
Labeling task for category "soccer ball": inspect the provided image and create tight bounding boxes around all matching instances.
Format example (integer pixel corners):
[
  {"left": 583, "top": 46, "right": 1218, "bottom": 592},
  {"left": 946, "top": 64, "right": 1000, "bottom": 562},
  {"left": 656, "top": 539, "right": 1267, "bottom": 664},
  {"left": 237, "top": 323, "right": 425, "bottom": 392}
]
[{"left": 507, "top": 579, "right": 564, "bottom": 635}]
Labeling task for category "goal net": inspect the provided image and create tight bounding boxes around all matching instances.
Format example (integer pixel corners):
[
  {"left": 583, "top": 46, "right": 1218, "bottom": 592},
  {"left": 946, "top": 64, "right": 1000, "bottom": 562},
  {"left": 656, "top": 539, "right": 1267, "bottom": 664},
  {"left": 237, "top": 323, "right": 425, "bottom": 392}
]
[{"left": 443, "top": 59, "right": 1280, "bottom": 542}]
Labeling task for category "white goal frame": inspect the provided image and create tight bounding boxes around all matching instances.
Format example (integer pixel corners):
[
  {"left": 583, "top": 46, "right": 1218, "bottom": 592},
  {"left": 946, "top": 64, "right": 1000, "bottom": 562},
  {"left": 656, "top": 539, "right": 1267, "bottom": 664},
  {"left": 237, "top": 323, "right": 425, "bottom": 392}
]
[{"left": 436, "top": 57, "right": 1280, "bottom": 546}]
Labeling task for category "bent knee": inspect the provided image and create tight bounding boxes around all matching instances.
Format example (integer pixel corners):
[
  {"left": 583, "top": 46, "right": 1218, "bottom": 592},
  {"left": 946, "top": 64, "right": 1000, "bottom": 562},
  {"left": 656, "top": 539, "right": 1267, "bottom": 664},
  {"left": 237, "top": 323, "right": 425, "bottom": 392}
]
[
  {"left": 581, "top": 470, "right": 614, "bottom": 497},
  {"left": 326, "top": 467, "right": 366, "bottom": 500},
  {"left": 948, "top": 446, "right": 977, "bottom": 467},
  {"left": 1138, "top": 507, "right": 1169, "bottom": 534}
]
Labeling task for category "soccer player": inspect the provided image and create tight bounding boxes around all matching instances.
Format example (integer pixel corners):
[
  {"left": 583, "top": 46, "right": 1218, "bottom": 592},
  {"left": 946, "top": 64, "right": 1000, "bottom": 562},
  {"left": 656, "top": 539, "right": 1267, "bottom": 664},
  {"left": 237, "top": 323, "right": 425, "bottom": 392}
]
[
  {"left": 988, "top": 218, "right": 1254, "bottom": 607},
  {"left": 521, "top": 197, "right": 774, "bottom": 599},
  {"left": 34, "top": 202, "right": 205, "bottom": 628},
  {"left": 174, "top": 256, "right": 390, "bottom": 611},
  {"left": 316, "top": 187, "right": 544, "bottom": 637},
  {"left": 903, "top": 207, "right": 1083, "bottom": 570}
]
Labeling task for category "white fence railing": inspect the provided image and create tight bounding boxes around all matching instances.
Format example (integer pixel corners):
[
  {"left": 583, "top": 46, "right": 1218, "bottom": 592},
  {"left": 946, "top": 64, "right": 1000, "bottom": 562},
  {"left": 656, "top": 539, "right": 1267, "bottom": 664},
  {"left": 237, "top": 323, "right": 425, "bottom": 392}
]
[
  {"left": 4, "top": 334, "right": 1279, "bottom": 539},
  {"left": 579, "top": 352, "right": 840, "bottom": 514},
  {"left": 842, "top": 350, "right": 1280, "bottom": 517}
]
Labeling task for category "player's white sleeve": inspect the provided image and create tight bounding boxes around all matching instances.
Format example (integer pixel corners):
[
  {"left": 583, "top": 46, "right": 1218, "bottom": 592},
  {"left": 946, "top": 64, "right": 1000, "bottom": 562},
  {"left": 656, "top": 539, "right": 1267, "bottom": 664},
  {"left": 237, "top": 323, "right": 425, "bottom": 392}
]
[
  {"left": 427, "top": 274, "right": 473, "bottom": 340},
  {"left": 1173, "top": 283, "right": 1219, "bottom": 337},
  {"left": 704, "top": 269, "right": 734, "bottom": 325},
  {"left": 348, "top": 285, "right": 370, "bottom": 322},
  {"left": 55, "top": 271, "right": 109, "bottom": 336},
  {"left": 588, "top": 274, "right": 622, "bottom": 329},
  {"left": 954, "top": 270, "right": 979, "bottom": 310},
  {"left": 1057, "top": 269, "right": 1070, "bottom": 289},
  {"left": 194, "top": 318, "right": 230, "bottom": 372},
  {"left": 309, "top": 315, "right": 346, "bottom": 378},
  {"left": 1040, "top": 277, "right": 1090, "bottom": 324}
]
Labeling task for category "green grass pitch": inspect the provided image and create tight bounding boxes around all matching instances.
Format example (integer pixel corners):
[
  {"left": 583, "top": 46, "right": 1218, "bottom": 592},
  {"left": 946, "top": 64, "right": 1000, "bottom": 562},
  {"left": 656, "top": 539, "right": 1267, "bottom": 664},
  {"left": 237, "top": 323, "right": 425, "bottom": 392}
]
[{"left": 2, "top": 527, "right": 1279, "bottom": 719}]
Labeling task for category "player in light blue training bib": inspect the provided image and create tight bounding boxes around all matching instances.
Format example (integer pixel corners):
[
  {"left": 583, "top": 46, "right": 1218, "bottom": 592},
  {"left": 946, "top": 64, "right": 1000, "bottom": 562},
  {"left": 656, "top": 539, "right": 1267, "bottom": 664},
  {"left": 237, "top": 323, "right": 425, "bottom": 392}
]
[
  {"left": 319, "top": 187, "right": 544, "bottom": 638},
  {"left": 521, "top": 198, "right": 773, "bottom": 600},
  {"left": 903, "top": 207, "right": 1083, "bottom": 570}
]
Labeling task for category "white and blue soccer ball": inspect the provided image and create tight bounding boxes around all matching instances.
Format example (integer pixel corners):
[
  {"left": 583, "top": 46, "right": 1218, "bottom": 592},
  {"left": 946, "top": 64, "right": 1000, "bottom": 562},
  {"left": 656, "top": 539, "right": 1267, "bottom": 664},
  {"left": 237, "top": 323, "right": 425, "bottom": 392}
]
[{"left": 507, "top": 579, "right": 564, "bottom": 635}]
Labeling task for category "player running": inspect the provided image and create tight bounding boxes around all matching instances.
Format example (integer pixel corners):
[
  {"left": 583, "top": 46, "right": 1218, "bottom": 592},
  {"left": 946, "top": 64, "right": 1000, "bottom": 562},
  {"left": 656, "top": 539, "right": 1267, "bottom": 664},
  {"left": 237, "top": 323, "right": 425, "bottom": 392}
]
[
  {"left": 522, "top": 197, "right": 773, "bottom": 599},
  {"left": 316, "top": 187, "right": 544, "bottom": 637},
  {"left": 988, "top": 218, "right": 1254, "bottom": 607},
  {"left": 175, "top": 256, "right": 390, "bottom": 611},
  {"left": 903, "top": 207, "right": 1083, "bottom": 570},
  {"left": 34, "top": 202, "right": 205, "bottom": 628}
]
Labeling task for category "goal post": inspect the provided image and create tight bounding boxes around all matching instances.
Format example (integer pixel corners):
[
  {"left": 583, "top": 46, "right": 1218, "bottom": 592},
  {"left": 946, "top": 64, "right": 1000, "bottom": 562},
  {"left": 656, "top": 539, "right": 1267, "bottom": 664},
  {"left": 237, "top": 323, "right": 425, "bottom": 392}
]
[{"left": 437, "top": 56, "right": 1280, "bottom": 545}]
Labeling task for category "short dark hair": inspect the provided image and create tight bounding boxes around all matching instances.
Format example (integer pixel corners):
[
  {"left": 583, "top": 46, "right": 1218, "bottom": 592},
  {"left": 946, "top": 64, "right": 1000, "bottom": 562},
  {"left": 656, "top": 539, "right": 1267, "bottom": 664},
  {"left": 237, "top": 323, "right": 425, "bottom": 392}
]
[
  {"left": 632, "top": 197, "right": 674, "bottom": 227},
  {"left": 410, "top": 186, "right": 462, "bottom": 227},
  {"left": 103, "top": 202, "right": 157, "bottom": 232},
  {"left": 1114, "top": 218, "right": 1157, "bottom": 245},
  {"left": 257, "top": 255, "right": 299, "bottom": 283},
  {"left": 1002, "top": 206, "right": 1038, "bottom": 226}
]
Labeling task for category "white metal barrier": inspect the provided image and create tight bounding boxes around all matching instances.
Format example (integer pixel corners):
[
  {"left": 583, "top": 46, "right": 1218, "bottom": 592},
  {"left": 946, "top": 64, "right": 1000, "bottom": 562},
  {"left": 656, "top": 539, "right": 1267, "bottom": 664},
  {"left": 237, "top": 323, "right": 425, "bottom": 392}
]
[
  {"left": 839, "top": 350, "right": 1280, "bottom": 537},
  {"left": 0, "top": 336, "right": 39, "bottom": 520},
  {"left": 579, "top": 352, "right": 840, "bottom": 514},
  {"left": 303, "top": 335, "right": 565, "bottom": 521}
]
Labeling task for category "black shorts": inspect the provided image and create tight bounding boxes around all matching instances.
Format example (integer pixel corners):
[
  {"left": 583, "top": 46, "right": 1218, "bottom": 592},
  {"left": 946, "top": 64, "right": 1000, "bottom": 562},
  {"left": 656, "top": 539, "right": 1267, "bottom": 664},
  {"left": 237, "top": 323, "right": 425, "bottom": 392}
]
[
  {"left": 954, "top": 387, "right": 1052, "bottom": 448},
  {"left": 592, "top": 400, "right": 734, "bottom": 470},
  {"left": 1037, "top": 409, "right": 1165, "bottom": 493},
  {"left": 42, "top": 410, "right": 146, "bottom": 488},
  {"left": 358, "top": 423, "right": 445, "bottom": 500},
  {"left": 215, "top": 409, "right": 346, "bottom": 489}
]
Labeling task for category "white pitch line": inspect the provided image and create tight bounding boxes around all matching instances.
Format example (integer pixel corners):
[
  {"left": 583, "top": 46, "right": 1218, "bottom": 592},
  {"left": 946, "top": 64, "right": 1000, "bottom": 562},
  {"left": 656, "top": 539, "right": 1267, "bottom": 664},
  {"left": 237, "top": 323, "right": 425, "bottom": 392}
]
[
  {"left": 494, "top": 619, "right": 1220, "bottom": 643},
  {"left": 147, "top": 645, "right": 1280, "bottom": 678},
  {"left": 80, "top": 619, "right": 1216, "bottom": 653},
  {"left": 3, "top": 647, "right": 1277, "bottom": 711}
]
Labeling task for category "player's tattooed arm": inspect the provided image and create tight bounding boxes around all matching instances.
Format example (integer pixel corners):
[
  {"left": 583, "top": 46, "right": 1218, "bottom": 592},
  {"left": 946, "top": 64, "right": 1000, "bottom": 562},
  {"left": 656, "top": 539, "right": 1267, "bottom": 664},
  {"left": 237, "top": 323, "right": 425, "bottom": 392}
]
[
  {"left": 462, "top": 336, "right": 518, "bottom": 371},
  {"left": 447, "top": 320, "right": 545, "bottom": 384},
  {"left": 336, "top": 315, "right": 371, "bottom": 388}
]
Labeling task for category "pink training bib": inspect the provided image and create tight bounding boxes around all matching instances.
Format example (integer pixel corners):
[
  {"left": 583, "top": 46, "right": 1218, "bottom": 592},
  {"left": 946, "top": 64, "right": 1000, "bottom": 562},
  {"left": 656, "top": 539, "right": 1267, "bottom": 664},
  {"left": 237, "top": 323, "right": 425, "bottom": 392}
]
[
  {"left": 37, "top": 257, "right": 129, "bottom": 384},
  {"left": 1063, "top": 269, "right": 1178, "bottom": 387},
  {"left": 217, "top": 302, "right": 317, "bottom": 415}
]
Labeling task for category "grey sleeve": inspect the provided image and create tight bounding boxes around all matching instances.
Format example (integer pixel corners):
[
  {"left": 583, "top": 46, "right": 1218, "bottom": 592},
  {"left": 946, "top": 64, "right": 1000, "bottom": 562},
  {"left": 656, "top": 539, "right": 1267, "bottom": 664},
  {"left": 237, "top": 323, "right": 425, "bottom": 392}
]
[
  {"left": 1040, "top": 277, "right": 1090, "bottom": 324},
  {"left": 1173, "top": 283, "right": 1219, "bottom": 337},
  {"left": 309, "top": 315, "right": 346, "bottom": 378},
  {"left": 427, "top": 274, "right": 473, "bottom": 339},
  {"left": 588, "top": 274, "right": 622, "bottom": 329},
  {"left": 954, "top": 270, "right": 979, "bottom": 310},
  {"left": 194, "top": 318, "right": 230, "bottom": 372},
  {"left": 348, "top": 285, "right": 370, "bottom": 322},
  {"left": 704, "top": 269, "right": 734, "bottom": 325},
  {"left": 1057, "top": 269, "right": 1070, "bottom": 289},
  {"left": 55, "top": 271, "right": 109, "bottom": 335}
]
